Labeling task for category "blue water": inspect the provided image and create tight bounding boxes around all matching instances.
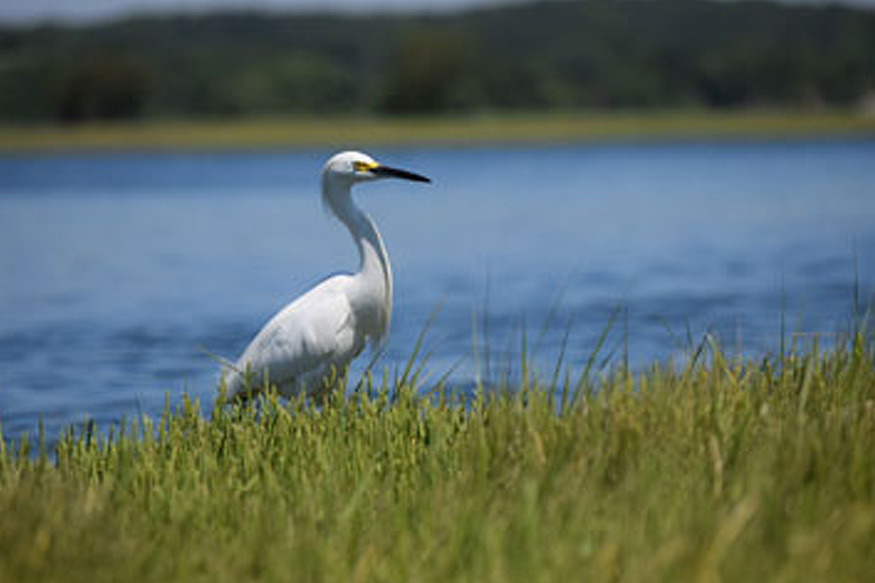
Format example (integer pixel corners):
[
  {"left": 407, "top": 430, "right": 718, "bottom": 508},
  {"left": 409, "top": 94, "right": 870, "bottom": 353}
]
[{"left": 1, "top": 138, "right": 874, "bottom": 439}]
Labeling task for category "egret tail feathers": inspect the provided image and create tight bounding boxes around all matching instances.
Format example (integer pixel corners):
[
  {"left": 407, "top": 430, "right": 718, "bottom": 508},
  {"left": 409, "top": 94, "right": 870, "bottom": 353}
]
[{"left": 198, "top": 345, "right": 250, "bottom": 401}]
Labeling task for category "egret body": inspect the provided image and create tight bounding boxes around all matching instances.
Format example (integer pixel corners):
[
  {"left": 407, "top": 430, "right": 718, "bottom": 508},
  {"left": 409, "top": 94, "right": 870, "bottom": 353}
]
[{"left": 224, "top": 151, "right": 430, "bottom": 401}]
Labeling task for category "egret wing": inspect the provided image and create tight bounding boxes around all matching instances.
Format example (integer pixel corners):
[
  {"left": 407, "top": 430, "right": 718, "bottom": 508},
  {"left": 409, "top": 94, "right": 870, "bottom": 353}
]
[{"left": 229, "top": 276, "right": 362, "bottom": 397}]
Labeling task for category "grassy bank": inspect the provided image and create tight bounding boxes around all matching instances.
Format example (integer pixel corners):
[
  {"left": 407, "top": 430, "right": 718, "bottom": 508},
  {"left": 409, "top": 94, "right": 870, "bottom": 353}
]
[
  {"left": 1, "top": 334, "right": 873, "bottom": 582},
  {"left": 2, "top": 110, "right": 875, "bottom": 152}
]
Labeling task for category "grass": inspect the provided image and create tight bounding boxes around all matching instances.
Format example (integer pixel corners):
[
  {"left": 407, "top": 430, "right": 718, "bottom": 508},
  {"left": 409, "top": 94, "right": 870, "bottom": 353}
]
[
  {"left": 2, "top": 109, "right": 875, "bottom": 152},
  {"left": 1, "top": 330, "right": 873, "bottom": 583}
]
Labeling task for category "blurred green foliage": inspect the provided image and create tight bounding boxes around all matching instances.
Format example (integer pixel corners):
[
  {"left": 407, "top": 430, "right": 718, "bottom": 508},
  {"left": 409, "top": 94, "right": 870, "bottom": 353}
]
[{"left": 0, "top": 0, "right": 873, "bottom": 122}]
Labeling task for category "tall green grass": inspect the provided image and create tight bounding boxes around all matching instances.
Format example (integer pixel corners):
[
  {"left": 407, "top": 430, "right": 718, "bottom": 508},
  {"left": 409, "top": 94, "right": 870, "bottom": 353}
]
[{"left": 1, "top": 332, "right": 874, "bottom": 583}]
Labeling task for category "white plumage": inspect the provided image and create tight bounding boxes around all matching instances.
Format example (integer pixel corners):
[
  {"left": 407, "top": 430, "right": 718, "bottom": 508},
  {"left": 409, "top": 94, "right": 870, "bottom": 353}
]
[{"left": 223, "top": 151, "right": 430, "bottom": 401}]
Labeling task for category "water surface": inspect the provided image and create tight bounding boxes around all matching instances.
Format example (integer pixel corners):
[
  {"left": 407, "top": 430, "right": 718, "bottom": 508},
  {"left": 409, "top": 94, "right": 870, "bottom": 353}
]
[{"left": 1, "top": 139, "right": 874, "bottom": 438}]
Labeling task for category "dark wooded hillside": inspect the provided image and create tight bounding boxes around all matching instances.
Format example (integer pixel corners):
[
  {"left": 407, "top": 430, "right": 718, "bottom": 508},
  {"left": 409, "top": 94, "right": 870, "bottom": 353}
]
[{"left": 1, "top": 0, "right": 873, "bottom": 122}]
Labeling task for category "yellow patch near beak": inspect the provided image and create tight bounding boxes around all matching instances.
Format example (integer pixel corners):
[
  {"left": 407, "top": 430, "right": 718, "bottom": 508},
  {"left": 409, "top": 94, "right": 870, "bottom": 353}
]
[{"left": 353, "top": 161, "right": 379, "bottom": 173}]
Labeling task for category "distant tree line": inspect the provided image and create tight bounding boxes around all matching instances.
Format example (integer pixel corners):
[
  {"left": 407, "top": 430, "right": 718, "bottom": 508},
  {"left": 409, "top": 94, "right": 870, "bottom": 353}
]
[{"left": 0, "top": 0, "right": 873, "bottom": 122}]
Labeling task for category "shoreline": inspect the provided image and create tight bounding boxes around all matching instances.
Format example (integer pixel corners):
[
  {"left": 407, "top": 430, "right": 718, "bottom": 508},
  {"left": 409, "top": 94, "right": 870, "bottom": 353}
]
[{"left": 2, "top": 110, "right": 874, "bottom": 153}]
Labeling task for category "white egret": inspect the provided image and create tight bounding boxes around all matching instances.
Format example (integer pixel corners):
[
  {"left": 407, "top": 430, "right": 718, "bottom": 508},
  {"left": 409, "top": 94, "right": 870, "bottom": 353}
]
[{"left": 223, "top": 151, "right": 430, "bottom": 401}]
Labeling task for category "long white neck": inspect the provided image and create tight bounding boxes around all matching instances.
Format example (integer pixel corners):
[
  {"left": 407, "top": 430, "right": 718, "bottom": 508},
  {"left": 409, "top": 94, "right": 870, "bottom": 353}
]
[{"left": 322, "top": 176, "right": 393, "bottom": 343}]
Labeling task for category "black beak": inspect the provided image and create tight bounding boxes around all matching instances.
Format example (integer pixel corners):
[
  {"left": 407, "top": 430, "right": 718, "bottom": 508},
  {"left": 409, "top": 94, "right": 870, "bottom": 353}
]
[{"left": 373, "top": 165, "right": 431, "bottom": 183}]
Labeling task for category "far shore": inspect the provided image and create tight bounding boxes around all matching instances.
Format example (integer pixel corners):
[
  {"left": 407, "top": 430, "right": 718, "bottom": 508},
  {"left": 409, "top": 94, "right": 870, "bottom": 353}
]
[{"left": 2, "top": 110, "right": 874, "bottom": 152}]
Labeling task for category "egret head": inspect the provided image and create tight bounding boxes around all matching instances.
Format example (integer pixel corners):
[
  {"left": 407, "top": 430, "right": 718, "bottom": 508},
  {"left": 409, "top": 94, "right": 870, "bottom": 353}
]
[{"left": 323, "top": 151, "right": 431, "bottom": 187}]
